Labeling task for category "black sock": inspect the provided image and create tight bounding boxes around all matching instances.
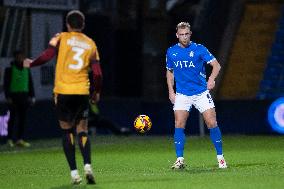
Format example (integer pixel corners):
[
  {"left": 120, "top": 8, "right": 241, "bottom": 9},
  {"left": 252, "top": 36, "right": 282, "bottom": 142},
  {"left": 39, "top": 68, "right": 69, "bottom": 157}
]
[
  {"left": 77, "top": 132, "right": 91, "bottom": 165},
  {"left": 62, "top": 128, "right": 77, "bottom": 170}
]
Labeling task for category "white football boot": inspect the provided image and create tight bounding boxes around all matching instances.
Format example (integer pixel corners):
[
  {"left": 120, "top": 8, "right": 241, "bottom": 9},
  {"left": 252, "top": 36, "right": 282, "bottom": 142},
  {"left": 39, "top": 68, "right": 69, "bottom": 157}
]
[
  {"left": 217, "top": 155, "right": 227, "bottom": 169},
  {"left": 171, "top": 157, "right": 186, "bottom": 169},
  {"left": 84, "top": 164, "right": 96, "bottom": 184},
  {"left": 71, "top": 170, "right": 82, "bottom": 185}
]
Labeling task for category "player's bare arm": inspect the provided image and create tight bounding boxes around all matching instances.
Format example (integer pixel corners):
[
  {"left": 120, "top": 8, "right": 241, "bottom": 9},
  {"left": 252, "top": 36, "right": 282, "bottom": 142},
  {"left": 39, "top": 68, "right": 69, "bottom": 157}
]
[
  {"left": 207, "top": 60, "right": 221, "bottom": 90},
  {"left": 166, "top": 69, "right": 175, "bottom": 104}
]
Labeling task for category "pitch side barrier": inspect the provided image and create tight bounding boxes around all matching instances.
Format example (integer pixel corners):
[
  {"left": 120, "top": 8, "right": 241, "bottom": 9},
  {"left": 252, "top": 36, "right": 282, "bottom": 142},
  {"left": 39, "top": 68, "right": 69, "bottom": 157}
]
[{"left": 0, "top": 99, "right": 279, "bottom": 142}]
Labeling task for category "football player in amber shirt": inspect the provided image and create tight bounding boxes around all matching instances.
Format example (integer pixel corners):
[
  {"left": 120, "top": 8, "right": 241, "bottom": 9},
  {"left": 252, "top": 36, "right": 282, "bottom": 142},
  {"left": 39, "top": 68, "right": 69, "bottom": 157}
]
[{"left": 24, "top": 10, "right": 101, "bottom": 185}]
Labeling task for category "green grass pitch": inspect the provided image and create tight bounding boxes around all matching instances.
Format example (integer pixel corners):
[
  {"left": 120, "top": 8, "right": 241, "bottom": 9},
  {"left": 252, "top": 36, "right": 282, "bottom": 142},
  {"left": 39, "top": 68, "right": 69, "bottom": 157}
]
[{"left": 0, "top": 135, "right": 283, "bottom": 189}]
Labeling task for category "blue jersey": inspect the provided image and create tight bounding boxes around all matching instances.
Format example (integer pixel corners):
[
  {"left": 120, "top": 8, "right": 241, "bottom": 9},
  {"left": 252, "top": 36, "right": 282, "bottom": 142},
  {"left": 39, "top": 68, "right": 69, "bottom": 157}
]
[{"left": 166, "top": 42, "right": 216, "bottom": 96}]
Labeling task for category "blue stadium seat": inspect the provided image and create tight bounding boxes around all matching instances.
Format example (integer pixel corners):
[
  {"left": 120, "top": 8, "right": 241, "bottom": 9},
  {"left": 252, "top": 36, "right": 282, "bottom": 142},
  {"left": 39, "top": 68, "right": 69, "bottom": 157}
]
[
  {"left": 277, "top": 79, "right": 284, "bottom": 87},
  {"left": 271, "top": 43, "right": 284, "bottom": 55},
  {"left": 257, "top": 9, "right": 284, "bottom": 99},
  {"left": 267, "top": 55, "right": 284, "bottom": 65}
]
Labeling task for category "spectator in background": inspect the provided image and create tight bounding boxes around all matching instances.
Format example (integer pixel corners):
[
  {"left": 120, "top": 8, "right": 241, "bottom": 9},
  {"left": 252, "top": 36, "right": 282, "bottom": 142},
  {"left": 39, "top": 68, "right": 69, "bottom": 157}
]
[{"left": 3, "top": 50, "right": 35, "bottom": 148}]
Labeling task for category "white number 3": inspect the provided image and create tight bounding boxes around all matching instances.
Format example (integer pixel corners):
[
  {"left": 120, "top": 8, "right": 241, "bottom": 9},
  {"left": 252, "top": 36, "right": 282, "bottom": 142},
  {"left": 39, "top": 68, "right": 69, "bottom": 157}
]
[{"left": 69, "top": 47, "right": 84, "bottom": 70}]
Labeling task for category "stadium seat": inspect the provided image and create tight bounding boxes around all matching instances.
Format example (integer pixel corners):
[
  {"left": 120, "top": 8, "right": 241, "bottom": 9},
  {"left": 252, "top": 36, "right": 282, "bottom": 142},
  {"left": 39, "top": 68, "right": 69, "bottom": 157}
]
[{"left": 256, "top": 5, "right": 284, "bottom": 99}]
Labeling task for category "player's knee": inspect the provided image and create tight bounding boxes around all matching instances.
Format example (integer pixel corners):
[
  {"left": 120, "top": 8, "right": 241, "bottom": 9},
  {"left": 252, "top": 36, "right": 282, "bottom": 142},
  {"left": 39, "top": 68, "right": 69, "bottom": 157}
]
[
  {"left": 175, "top": 120, "right": 186, "bottom": 128},
  {"left": 206, "top": 120, "right": 217, "bottom": 128},
  {"left": 59, "top": 121, "right": 72, "bottom": 130},
  {"left": 76, "top": 119, "right": 88, "bottom": 132},
  {"left": 76, "top": 125, "right": 88, "bottom": 133}
]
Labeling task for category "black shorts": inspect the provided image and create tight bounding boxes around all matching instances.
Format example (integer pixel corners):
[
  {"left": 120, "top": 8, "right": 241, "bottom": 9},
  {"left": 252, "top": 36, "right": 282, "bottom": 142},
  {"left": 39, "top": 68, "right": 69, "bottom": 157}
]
[{"left": 54, "top": 94, "right": 89, "bottom": 123}]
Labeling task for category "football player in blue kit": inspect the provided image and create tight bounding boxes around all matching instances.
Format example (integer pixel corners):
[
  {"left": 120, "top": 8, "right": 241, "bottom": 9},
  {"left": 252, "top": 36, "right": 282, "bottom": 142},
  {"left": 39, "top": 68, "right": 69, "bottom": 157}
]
[{"left": 166, "top": 22, "right": 227, "bottom": 169}]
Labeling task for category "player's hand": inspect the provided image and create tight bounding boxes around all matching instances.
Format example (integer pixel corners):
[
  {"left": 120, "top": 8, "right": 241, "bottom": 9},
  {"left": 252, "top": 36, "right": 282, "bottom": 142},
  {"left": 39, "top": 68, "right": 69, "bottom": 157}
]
[
  {"left": 207, "top": 77, "right": 215, "bottom": 90},
  {"left": 90, "top": 92, "right": 100, "bottom": 104},
  {"left": 169, "top": 91, "right": 175, "bottom": 104},
  {"left": 23, "top": 58, "right": 33, "bottom": 68}
]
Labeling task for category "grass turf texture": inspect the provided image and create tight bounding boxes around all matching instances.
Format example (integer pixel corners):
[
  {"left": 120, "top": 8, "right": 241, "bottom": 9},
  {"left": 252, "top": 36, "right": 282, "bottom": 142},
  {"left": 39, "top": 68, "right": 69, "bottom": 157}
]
[{"left": 0, "top": 135, "right": 283, "bottom": 189}]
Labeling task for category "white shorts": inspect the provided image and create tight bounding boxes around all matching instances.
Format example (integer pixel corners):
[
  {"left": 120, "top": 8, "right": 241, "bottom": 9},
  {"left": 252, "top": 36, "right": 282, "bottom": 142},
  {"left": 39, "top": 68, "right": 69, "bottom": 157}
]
[{"left": 173, "top": 90, "right": 215, "bottom": 113}]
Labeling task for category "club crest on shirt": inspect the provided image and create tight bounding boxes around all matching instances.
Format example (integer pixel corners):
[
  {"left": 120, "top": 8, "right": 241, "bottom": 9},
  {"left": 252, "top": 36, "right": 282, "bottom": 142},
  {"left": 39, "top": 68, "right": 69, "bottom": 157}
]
[{"left": 189, "top": 51, "right": 194, "bottom": 57}]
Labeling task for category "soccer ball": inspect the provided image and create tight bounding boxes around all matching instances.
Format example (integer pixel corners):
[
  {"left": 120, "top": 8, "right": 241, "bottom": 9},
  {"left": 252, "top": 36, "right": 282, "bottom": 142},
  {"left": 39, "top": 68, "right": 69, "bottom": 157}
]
[{"left": 134, "top": 115, "right": 152, "bottom": 133}]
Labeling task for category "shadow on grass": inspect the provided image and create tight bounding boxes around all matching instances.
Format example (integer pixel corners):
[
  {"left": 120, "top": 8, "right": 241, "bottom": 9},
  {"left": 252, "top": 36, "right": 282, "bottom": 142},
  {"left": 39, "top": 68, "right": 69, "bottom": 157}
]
[
  {"left": 50, "top": 185, "right": 86, "bottom": 189},
  {"left": 184, "top": 162, "right": 277, "bottom": 173},
  {"left": 101, "top": 177, "right": 178, "bottom": 185},
  {"left": 102, "top": 168, "right": 221, "bottom": 185},
  {"left": 50, "top": 184, "right": 101, "bottom": 189},
  {"left": 183, "top": 167, "right": 217, "bottom": 174},
  {"left": 231, "top": 162, "right": 276, "bottom": 168}
]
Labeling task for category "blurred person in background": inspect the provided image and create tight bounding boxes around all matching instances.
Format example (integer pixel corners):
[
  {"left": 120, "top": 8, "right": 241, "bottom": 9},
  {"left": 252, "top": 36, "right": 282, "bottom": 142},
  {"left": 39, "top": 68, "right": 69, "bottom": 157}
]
[
  {"left": 23, "top": 10, "right": 102, "bottom": 185},
  {"left": 88, "top": 102, "right": 131, "bottom": 136},
  {"left": 166, "top": 22, "right": 227, "bottom": 170},
  {"left": 3, "top": 50, "right": 35, "bottom": 148},
  {"left": 88, "top": 73, "right": 131, "bottom": 136}
]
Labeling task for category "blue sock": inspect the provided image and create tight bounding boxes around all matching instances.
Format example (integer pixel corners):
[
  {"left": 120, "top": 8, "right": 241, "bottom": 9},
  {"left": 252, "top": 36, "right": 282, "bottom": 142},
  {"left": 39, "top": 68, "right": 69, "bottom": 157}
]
[
  {"left": 174, "top": 128, "right": 185, "bottom": 158},
  {"left": 209, "top": 126, "right": 223, "bottom": 155}
]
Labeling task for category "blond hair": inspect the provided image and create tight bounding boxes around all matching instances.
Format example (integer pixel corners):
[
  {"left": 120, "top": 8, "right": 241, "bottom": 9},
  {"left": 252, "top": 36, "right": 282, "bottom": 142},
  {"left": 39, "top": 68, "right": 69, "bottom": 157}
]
[{"left": 176, "top": 22, "right": 191, "bottom": 31}]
